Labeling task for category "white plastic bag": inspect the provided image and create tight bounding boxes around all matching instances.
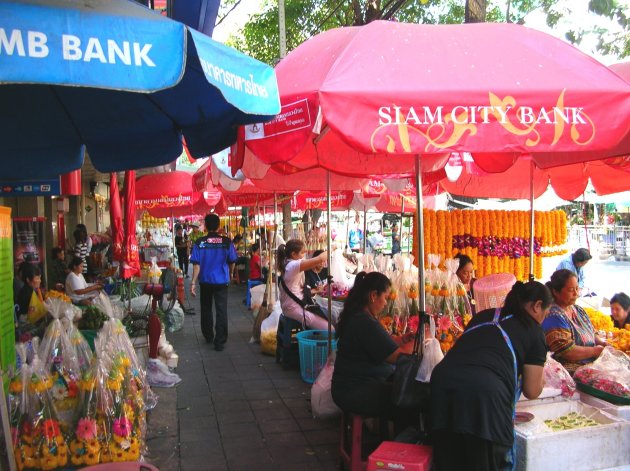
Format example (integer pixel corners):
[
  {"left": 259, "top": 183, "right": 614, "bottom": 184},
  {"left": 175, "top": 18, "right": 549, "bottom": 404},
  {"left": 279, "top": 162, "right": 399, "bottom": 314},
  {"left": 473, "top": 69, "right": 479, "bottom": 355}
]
[
  {"left": 311, "top": 352, "right": 341, "bottom": 419},
  {"left": 260, "top": 302, "right": 281, "bottom": 355},
  {"left": 416, "top": 316, "right": 444, "bottom": 382},
  {"left": 149, "top": 256, "right": 161, "bottom": 284}
]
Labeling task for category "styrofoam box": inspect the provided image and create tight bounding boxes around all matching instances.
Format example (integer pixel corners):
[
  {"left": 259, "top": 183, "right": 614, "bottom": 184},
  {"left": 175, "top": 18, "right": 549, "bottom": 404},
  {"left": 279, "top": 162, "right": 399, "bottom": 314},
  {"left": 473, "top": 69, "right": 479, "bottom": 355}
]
[
  {"left": 515, "top": 400, "right": 630, "bottom": 471},
  {"left": 579, "top": 392, "right": 630, "bottom": 421}
]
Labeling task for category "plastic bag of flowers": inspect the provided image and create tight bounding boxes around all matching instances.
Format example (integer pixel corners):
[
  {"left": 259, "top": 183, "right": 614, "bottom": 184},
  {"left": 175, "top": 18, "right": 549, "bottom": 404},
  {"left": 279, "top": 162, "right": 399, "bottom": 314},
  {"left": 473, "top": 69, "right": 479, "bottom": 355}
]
[
  {"left": 71, "top": 339, "right": 114, "bottom": 467},
  {"left": 38, "top": 306, "right": 81, "bottom": 433},
  {"left": 97, "top": 335, "right": 143, "bottom": 463},
  {"left": 16, "top": 349, "right": 69, "bottom": 471},
  {"left": 62, "top": 310, "right": 94, "bottom": 375},
  {"left": 8, "top": 345, "right": 29, "bottom": 471},
  {"left": 103, "top": 318, "right": 157, "bottom": 411},
  {"left": 44, "top": 290, "right": 74, "bottom": 323}
]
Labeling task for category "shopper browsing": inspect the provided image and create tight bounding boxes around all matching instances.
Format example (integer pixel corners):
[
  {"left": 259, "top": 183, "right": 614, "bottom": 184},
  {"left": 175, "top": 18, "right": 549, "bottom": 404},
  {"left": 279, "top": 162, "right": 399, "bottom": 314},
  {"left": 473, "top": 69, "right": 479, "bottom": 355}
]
[{"left": 190, "top": 214, "right": 238, "bottom": 351}]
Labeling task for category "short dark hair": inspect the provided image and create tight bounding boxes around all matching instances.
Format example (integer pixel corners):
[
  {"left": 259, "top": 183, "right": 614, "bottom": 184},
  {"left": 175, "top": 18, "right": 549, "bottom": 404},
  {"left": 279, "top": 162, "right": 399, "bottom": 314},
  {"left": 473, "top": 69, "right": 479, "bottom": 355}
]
[
  {"left": 205, "top": 213, "right": 220, "bottom": 231},
  {"left": 68, "top": 256, "right": 84, "bottom": 270},
  {"left": 20, "top": 262, "right": 41, "bottom": 283},
  {"left": 573, "top": 248, "right": 592, "bottom": 263},
  {"left": 251, "top": 243, "right": 260, "bottom": 253},
  {"left": 610, "top": 292, "right": 630, "bottom": 311},
  {"left": 52, "top": 247, "right": 64, "bottom": 259},
  {"left": 503, "top": 280, "right": 553, "bottom": 325}
]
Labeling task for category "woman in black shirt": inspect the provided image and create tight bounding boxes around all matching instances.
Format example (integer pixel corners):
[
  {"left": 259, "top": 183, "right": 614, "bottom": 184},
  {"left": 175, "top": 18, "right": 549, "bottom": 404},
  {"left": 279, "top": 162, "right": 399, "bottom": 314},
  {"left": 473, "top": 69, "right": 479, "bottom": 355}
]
[
  {"left": 332, "top": 272, "right": 415, "bottom": 424},
  {"left": 430, "top": 281, "right": 551, "bottom": 471}
]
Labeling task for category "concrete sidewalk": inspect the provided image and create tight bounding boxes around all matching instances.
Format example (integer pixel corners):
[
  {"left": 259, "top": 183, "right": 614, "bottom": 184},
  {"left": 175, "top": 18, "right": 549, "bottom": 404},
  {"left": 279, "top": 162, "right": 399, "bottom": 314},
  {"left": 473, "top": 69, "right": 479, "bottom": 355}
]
[{"left": 144, "top": 282, "right": 340, "bottom": 471}]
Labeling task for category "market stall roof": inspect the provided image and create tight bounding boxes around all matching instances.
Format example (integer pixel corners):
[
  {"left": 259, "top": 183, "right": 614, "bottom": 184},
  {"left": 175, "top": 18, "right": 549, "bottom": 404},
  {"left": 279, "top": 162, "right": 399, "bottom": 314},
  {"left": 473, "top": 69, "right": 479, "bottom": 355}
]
[{"left": 0, "top": 0, "right": 280, "bottom": 180}]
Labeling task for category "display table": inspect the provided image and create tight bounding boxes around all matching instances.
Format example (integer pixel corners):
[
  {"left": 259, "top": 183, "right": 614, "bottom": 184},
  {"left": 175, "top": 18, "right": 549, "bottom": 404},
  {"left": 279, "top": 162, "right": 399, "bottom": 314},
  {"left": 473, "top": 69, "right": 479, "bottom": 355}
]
[{"left": 515, "top": 399, "right": 630, "bottom": 471}]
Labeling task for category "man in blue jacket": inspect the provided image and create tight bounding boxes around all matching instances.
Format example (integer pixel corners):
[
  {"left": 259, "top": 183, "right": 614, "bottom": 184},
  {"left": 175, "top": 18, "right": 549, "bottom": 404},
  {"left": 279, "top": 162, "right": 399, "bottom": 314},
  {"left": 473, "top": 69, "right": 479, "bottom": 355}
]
[{"left": 190, "top": 213, "right": 237, "bottom": 351}]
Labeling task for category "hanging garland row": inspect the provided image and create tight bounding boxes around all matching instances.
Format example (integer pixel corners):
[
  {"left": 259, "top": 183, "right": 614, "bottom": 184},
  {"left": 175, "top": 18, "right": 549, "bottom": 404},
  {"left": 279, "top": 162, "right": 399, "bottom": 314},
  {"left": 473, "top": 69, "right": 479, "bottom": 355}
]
[{"left": 414, "top": 209, "right": 568, "bottom": 281}]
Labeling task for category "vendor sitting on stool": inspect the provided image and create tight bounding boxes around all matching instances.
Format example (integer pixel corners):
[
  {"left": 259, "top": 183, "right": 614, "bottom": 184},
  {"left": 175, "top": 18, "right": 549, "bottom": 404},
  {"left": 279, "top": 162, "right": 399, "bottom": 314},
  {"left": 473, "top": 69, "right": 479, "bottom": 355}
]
[
  {"left": 332, "top": 271, "right": 418, "bottom": 434},
  {"left": 65, "top": 256, "right": 103, "bottom": 305}
]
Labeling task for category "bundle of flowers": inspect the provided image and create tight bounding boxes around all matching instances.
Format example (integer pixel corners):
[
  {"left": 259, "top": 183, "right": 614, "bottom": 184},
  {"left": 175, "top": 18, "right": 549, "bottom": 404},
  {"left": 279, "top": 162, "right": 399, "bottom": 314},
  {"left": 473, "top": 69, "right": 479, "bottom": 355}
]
[
  {"left": 12, "top": 353, "right": 69, "bottom": 471},
  {"left": 38, "top": 308, "right": 81, "bottom": 432}
]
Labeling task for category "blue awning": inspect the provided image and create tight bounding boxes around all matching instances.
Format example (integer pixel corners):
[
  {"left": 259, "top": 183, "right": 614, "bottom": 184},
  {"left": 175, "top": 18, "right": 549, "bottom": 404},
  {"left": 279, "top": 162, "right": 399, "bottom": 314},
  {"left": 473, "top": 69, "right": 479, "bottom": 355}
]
[{"left": 0, "top": 0, "right": 280, "bottom": 179}]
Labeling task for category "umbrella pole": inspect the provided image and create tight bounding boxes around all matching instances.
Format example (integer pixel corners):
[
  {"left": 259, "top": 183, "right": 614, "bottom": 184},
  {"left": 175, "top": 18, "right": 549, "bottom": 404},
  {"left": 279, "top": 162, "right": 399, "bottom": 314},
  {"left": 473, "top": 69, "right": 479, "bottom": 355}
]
[
  {"left": 362, "top": 208, "right": 367, "bottom": 253},
  {"left": 326, "top": 171, "right": 333, "bottom": 354},
  {"left": 529, "top": 160, "right": 535, "bottom": 281},
  {"left": 274, "top": 192, "right": 279, "bottom": 301},
  {"left": 415, "top": 155, "right": 427, "bottom": 341}
]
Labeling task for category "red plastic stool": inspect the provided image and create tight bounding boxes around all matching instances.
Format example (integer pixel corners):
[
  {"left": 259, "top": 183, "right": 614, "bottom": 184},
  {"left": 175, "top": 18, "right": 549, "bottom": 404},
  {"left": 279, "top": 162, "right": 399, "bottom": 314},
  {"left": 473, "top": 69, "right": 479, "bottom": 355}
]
[
  {"left": 339, "top": 413, "right": 368, "bottom": 471},
  {"left": 367, "top": 441, "right": 432, "bottom": 471}
]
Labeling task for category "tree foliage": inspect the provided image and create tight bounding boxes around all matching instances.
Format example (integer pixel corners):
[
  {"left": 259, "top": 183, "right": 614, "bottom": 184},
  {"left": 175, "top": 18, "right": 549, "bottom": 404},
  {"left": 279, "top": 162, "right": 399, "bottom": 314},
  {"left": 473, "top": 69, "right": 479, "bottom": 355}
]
[{"left": 224, "top": 0, "right": 628, "bottom": 65}]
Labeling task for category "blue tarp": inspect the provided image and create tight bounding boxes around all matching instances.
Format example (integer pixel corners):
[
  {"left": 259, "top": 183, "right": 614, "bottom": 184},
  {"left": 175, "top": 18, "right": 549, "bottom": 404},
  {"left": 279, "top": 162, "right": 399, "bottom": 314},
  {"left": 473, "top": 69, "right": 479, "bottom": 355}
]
[{"left": 0, "top": 0, "right": 279, "bottom": 179}]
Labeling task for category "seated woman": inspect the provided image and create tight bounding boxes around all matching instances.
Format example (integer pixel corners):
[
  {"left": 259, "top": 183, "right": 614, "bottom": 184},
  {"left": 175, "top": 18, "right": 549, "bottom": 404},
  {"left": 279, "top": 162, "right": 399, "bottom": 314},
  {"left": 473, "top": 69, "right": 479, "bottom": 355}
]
[
  {"left": 277, "top": 239, "right": 329, "bottom": 330},
  {"left": 249, "top": 243, "right": 264, "bottom": 283},
  {"left": 65, "top": 256, "right": 103, "bottom": 305},
  {"left": 331, "top": 272, "right": 416, "bottom": 430},
  {"left": 454, "top": 253, "right": 476, "bottom": 314},
  {"left": 543, "top": 269, "right": 606, "bottom": 375},
  {"left": 50, "top": 247, "right": 69, "bottom": 290},
  {"left": 431, "top": 281, "right": 551, "bottom": 471},
  {"left": 16, "top": 263, "right": 47, "bottom": 325},
  {"left": 610, "top": 292, "right": 630, "bottom": 329},
  {"left": 304, "top": 249, "right": 328, "bottom": 293}
]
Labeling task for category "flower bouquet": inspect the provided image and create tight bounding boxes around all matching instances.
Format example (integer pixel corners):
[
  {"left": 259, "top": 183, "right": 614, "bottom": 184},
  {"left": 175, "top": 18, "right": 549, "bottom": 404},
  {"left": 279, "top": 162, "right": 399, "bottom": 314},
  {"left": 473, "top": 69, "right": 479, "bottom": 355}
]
[
  {"left": 38, "top": 308, "right": 81, "bottom": 433},
  {"left": 70, "top": 342, "right": 113, "bottom": 467},
  {"left": 13, "top": 352, "right": 69, "bottom": 471}
]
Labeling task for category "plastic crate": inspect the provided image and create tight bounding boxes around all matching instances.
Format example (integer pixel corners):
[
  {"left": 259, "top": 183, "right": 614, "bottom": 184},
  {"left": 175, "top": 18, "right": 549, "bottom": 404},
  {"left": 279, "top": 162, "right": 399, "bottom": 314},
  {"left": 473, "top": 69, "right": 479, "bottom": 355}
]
[
  {"left": 367, "top": 441, "right": 432, "bottom": 471},
  {"left": 296, "top": 330, "right": 337, "bottom": 384}
]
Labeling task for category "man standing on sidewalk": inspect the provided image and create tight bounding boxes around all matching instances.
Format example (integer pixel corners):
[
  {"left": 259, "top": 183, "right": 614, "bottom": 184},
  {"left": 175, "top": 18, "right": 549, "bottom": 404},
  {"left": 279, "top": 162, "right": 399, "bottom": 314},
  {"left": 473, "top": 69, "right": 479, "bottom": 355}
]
[{"left": 190, "top": 214, "right": 237, "bottom": 351}]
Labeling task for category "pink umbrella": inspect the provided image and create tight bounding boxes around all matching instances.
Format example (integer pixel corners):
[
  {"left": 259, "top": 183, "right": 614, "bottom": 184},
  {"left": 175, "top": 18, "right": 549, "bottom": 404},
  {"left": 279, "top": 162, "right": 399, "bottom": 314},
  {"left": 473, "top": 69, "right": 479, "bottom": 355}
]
[
  {"left": 122, "top": 170, "right": 140, "bottom": 279},
  {"left": 109, "top": 173, "right": 124, "bottom": 262}
]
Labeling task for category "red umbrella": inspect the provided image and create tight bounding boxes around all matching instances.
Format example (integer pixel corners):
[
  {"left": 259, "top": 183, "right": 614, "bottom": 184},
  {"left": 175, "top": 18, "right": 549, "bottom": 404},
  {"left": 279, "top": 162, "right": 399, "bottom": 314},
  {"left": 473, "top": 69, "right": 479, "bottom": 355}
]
[
  {"left": 236, "top": 22, "right": 629, "bottom": 179},
  {"left": 122, "top": 170, "right": 140, "bottom": 279},
  {"left": 109, "top": 173, "right": 124, "bottom": 262},
  {"left": 136, "top": 171, "right": 195, "bottom": 211}
]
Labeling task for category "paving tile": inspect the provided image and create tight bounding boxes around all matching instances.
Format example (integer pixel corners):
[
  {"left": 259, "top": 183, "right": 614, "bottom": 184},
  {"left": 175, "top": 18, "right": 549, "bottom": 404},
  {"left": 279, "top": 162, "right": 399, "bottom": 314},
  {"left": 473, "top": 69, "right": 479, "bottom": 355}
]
[
  {"left": 267, "top": 445, "right": 322, "bottom": 464},
  {"left": 179, "top": 439, "right": 224, "bottom": 459},
  {"left": 296, "top": 416, "right": 340, "bottom": 432},
  {"left": 219, "top": 421, "right": 263, "bottom": 439},
  {"left": 216, "top": 409, "right": 256, "bottom": 425},
  {"left": 244, "top": 388, "right": 281, "bottom": 401},
  {"left": 179, "top": 423, "right": 220, "bottom": 442},
  {"left": 263, "top": 431, "right": 309, "bottom": 447},
  {"left": 303, "top": 429, "right": 340, "bottom": 446},
  {"left": 259, "top": 417, "right": 301, "bottom": 435},
  {"left": 253, "top": 407, "right": 293, "bottom": 422}
]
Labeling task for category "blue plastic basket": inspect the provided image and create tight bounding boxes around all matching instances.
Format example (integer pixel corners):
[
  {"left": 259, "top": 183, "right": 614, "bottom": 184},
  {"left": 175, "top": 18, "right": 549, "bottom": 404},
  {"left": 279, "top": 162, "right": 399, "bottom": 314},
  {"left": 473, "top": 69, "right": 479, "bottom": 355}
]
[{"left": 296, "top": 330, "right": 337, "bottom": 384}]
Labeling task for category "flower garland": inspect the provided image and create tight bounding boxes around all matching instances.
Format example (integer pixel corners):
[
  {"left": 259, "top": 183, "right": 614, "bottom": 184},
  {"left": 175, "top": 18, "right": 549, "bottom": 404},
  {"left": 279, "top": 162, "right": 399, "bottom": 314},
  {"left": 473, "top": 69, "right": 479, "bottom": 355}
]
[{"left": 415, "top": 209, "right": 568, "bottom": 280}]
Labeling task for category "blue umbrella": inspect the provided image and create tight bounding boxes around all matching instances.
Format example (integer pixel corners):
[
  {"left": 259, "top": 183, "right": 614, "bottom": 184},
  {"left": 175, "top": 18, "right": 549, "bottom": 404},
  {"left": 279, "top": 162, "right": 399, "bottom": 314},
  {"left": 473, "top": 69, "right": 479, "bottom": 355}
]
[{"left": 0, "top": 0, "right": 280, "bottom": 179}]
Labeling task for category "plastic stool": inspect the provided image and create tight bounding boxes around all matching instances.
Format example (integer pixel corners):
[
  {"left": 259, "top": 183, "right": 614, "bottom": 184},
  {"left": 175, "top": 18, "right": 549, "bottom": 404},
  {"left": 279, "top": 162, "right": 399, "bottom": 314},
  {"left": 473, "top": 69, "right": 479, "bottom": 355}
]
[
  {"left": 339, "top": 412, "right": 374, "bottom": 471},
  {"left": 275, "top": 314, "right": 303, "bottom": 370},
  {"left": 246, "top": 279, "right": 264, "bottom": 308}
]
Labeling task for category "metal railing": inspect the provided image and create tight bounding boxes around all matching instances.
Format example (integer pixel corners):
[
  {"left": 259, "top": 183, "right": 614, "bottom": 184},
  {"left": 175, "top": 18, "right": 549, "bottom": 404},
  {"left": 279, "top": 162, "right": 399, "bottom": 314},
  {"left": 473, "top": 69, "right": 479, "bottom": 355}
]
[{"left": 569, "top": 225, "right": 630, "bottom": 256}]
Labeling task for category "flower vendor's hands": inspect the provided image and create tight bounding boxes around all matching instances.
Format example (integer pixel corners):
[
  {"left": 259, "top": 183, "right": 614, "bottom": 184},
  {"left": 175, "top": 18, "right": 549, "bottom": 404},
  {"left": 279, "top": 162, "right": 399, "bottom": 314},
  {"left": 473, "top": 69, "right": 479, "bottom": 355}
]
[{"left": 190, "top": 282, "right": 196, "bottom": 297}]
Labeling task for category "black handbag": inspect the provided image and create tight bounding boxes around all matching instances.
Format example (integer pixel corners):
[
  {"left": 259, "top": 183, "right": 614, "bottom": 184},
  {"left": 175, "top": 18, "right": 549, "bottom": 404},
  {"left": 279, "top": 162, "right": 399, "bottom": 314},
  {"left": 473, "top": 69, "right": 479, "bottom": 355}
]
[{"left": 391, "top": 314, "right": 429, "bottom": 408}]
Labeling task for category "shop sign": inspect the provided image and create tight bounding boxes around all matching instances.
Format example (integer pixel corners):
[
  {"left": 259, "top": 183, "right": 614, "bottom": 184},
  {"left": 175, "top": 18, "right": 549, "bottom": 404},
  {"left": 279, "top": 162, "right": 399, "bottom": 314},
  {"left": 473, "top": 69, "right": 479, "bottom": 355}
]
[{"left": 0, "top": 179, "right": 60, "bottom": 197}]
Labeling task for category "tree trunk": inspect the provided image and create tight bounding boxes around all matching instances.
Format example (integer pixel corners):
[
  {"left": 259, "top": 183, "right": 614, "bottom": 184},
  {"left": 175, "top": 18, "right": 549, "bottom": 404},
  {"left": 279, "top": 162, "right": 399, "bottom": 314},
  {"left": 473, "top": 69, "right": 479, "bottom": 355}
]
[
  {"left": 352, "top": 0, "right": 364, "bottom": 25},
  {"left": 465, "top": 0, "right": 487, "bottom": 23}
]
